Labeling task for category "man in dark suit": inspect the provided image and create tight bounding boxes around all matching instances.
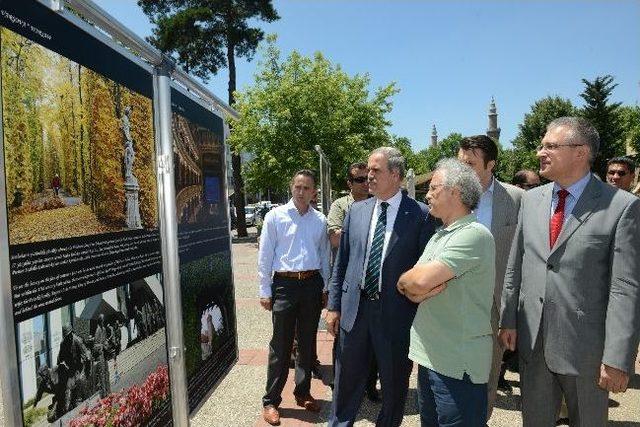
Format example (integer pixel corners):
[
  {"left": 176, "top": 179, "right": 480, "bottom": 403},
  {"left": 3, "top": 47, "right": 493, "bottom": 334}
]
[
  {"left": 499, "top": 117, "right": 640, "bottom": 426},
  {"left": 326, "top": 147, "right": 438, "bottom": 427}
]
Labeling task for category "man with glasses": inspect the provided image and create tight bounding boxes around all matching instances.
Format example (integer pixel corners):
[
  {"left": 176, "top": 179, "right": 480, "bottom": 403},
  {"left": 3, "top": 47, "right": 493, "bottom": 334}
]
[
  {"left": 499, "top": 117, "right": 640, "bottom": 426},
  {"left": 606, "top": 156, "right": 636, "bottom": 192},
  {"left": 327, "top": 162, "right": 371, "bottom": 249},
  {"left": 457, "top": 135, "right": 523, "bottom": 418},
  {"left": 513, "top": 169, "right": 541, "bottom": 190}
]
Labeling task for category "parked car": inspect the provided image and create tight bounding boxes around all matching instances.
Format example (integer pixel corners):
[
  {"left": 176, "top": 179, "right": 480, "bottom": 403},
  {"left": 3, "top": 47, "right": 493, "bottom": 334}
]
[{"left": 245, "top": 206, "right": 256, "bottom": 226}]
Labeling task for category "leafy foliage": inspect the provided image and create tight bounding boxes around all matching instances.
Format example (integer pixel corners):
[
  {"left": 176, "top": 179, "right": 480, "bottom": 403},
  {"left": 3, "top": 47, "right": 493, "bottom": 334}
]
[
  {"left": 618, "top": 105, "right": 640, "bottom": 159},
  {"left": 228, "top": 37, "right": 398, "bottom": 193},
  {"left": 504, "top": 96, "right": 577, "bottom": 178},
  {"left": 579, "top": 75, "right": 624, "bottom": 177},
  {"left": 412, "top": 132, "right": 463, "bottom": 175},
  {"left": 138, "top": 0, "right": 279, "bottom": 83}
]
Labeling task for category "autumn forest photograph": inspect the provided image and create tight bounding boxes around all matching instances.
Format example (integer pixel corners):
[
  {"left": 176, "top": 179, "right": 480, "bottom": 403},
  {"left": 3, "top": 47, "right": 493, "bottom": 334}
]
[{"left": 1, "top": 28, "right": 158, "bottom": 245}]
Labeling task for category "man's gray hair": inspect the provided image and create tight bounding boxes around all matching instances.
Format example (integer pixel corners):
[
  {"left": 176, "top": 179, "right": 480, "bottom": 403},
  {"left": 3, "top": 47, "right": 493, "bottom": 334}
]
[
  {"left": 371, "top": 146, "right": 406, "bottom": 178},
  {"left": 435, "top": 158, "right": 483, "bottom": 210},
  {"left": 547, "top": 117, "right": 600, "bottom": 164}
]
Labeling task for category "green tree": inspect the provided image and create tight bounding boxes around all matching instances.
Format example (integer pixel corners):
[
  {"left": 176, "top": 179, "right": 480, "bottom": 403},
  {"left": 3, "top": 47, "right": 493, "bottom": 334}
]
[
  {"left": 228, "top": 38, "right": 397, "bottom": 194},
  {"left": 390, "top": 136, "right": 423, "bottom": 174},
  {"left": 618, "top": 105, "right": 640, "bottom": 159},
  {"left": 416, "top": 132, "right": 463, "bottom": 173},
  {"left": 511, "top": 96, "right": 576, "bottom": 174},
  {"left": 579, "top": 75, "right": 623, "bottom": 177},
  {"left": 139, "top": 0, "right": 279, "bottom": 236}
]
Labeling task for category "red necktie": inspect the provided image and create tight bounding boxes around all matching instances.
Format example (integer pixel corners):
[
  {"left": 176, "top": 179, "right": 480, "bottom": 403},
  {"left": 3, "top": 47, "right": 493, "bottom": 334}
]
[{"left": 549, "top": 189, "right": 569, "bottom": 248}]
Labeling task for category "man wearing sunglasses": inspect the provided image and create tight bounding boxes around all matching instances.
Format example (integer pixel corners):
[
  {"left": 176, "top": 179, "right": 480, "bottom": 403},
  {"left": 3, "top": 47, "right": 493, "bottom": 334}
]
[
  {"left": 606, "top": 156, "right": 636, "bottom": 192},
  {"left": 327, "top": 162, "right": 371, "bottom": 249},
  {"left": 513, "top": 169, "right": 541, "bottom": 190}
]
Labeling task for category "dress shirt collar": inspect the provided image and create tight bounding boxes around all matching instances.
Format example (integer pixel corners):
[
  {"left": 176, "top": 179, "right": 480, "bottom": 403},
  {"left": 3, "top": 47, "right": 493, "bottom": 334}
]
[
  {"left": 484, "top": 176, "right": 495, "bottom": 195},
  {"left": 285, "top": 198, "right": 313, "bottom": 217},
  {"left": 553, "top": 172, "right": 591, "bottom": 200},
  {"left": 375, "top": 189, "right": 402, "bottom": 211}
]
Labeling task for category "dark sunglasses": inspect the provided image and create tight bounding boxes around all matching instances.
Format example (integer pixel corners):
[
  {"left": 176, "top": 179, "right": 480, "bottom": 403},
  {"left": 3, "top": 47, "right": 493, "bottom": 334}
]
[
  {"left": 350, "top": 176, "right": 368, "bottom": 183},
  {"left": 607, "top": 170, "right": 628, "bottom": 177}
]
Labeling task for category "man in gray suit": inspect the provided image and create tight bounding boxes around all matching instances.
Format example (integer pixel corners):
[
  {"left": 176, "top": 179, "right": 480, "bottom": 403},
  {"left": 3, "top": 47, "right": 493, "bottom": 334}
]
[
  {"left": 458, "top": 135, "right": 523, "bottom": 417},
  {"left": 326, "top": 147, "right": 438, "bottom": 426},
  {"left": 499, "top": 117, "right": 640, "bottom": 426}
]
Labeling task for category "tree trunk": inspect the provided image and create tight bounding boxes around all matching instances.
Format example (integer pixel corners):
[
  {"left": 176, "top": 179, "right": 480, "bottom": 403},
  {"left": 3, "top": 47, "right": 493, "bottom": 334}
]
[{"left": 227, "top": 40, "right": 248, "bottom": 237}]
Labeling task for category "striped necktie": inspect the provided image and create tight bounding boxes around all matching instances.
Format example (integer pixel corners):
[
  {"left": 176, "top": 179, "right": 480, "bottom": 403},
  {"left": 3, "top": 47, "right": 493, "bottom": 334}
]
[{"left": 364, "top": 202, "right": 389, "bottom": 298}]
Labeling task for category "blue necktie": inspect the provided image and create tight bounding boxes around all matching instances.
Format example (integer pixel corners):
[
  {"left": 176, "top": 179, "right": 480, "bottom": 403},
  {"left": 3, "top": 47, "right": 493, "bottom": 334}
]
[{"left": 364, "top": 202, "right": 389, "bottom": 298}]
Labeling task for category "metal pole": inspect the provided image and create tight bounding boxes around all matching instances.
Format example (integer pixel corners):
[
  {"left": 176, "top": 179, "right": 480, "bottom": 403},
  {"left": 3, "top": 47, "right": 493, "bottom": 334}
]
[
  {"left": 314, "top": 145, "right": 332, "bottom": 213},
  {"left": 154, "top": 57, "right": 190, "bottom": 426},
  {"left": 0, "top": 64, "right": 24, "bottom": 427},
  {"left": 406, "top": 168, "right": 416, "bottom": 199}
]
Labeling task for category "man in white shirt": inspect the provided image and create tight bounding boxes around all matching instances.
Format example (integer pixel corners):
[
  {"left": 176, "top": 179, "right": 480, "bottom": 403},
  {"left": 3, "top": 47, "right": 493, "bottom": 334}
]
[
  {"left": 258, "top": 169, "right": 331, "bottom": 426},
  {"left": 458, "top": 135, "right": 523, "bottom": 419}
]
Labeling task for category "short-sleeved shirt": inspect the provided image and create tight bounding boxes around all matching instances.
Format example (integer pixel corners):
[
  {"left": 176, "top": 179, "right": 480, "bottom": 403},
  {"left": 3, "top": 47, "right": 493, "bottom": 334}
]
[
  {"left": 409, "top": 214, "right": 495, "bottom": 384},
  {"left": 327, "top": 194, "right": 355, "bottom": 231}
]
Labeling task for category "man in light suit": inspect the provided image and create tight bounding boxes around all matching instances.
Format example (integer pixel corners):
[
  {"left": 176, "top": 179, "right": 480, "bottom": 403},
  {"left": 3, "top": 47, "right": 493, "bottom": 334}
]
[
  {"left": 457, "top": 135, "right": 524, "bottom": 417},
  {"left": 326, "top": 147, "right": 438, "bottom": 426},
  {"left": 499, "top": 117, "right": 640, "bottom": 426}
]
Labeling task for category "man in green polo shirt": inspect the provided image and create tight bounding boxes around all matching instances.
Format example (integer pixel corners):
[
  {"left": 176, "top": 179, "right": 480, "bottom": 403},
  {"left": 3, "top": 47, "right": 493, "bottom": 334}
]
[{"left": 398, "top": 158, "right": 495, "bottom": 426}]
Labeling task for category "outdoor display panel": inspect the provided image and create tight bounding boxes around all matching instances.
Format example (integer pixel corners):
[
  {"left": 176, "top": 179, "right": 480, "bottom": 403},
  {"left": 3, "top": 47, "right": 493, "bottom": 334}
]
[
  {"left": 0, "top": 1, "right": 172, "bottom": 425},
  {"left": 170, "top": 86, "right": 237, "bottom": 413}
]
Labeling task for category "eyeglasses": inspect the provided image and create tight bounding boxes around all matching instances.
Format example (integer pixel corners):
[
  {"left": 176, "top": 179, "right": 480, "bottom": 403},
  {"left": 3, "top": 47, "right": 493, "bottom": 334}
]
[
  {"left": 536, "top": 143, "right": 585, "bottom": 152},
  {"left": 350, "top": 176, "right": 368, "bottom": 183}
]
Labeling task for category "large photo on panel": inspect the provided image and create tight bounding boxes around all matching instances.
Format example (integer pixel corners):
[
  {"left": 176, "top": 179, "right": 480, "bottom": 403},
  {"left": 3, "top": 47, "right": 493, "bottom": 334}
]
[
  {"left": 170, "top": 87, "right": 237, "bottom": 412},
  {"left": 0, "top": 1, "right": 171, "bottom": 425}
]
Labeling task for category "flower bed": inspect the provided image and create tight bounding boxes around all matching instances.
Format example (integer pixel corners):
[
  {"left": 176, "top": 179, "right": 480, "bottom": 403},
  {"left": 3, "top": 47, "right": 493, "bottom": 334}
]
[{"left": 70, "top": 365, "right": 169, "bottom": 427}]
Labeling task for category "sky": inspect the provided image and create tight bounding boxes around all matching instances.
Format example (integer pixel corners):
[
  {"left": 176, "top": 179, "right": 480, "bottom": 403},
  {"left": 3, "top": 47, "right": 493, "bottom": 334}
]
[{"left": 95, "top": 0, "right": 640, "bottom": 151}]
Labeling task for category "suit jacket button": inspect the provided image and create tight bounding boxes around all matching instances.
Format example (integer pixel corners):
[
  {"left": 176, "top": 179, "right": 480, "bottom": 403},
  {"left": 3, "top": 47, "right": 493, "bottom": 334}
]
[
  {"left": 547, "top": 264, "right": 553, "bottom": 271},
  {"left": 539, "top": 297, "right": 544, "bottom": 303}
]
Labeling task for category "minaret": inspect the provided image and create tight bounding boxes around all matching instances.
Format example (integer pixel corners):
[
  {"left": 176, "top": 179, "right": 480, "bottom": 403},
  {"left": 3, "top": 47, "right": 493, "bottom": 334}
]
[
  {"left": 431, "top": 124, "right": 438, "bottom": 147},
  {"left": 486, "top": 97, "right": 501, "bottom": 142}
]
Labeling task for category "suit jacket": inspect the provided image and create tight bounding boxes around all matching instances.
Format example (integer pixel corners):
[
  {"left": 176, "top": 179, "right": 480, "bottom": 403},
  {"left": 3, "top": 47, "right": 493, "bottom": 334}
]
[
  {"left": 500, "top": 176, "right": 640, "bottom": 375},
  {"left": 328, "top": 193, "right": 436, "bottom": 336},
  {"left": 490, "top": 181, "right": 524, "bottom": 314}
]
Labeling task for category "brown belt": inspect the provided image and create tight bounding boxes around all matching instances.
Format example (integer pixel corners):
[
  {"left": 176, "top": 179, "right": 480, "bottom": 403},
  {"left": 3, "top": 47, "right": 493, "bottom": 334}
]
[{"left": 274, "top": 270, "right": 320, "bottom": 280}]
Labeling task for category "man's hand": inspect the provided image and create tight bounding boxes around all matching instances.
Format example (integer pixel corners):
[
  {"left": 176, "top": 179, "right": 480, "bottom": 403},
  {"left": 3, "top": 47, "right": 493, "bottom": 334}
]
[
  {"left": 322, "top": 291, "right": 328, "bottom": 308},
  {"left": 598, "top": 364, "right": 629, "bottom": 393},
  {"left": 325, "top": 310, "right": 341, "bottom": 337},
  {"left": 498, "top": 328, "right": 517, "bottom": 351},
  {"left": 260, "top": 298, "right": 272, "bottom": 311}
]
